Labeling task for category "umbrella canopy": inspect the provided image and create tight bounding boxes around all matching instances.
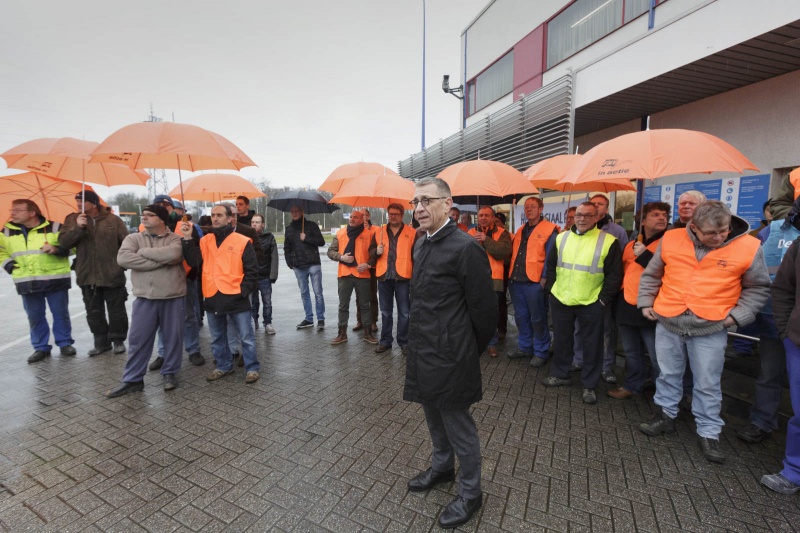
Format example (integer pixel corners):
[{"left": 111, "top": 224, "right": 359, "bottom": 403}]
[
  {"left": 0, "top": 172, "right": 101, "bottom": 225},
  {"left": 1, "top": 137, "right": 150, "bottom": 187},
  {"left": 267, "top": 189, "right": 339, "bottom": 214},
  {"left": 167, "top": 173, "right": 265, "bottom": 202},
  {"left": 524, "top": 155, "right": 635, "bottom": 193},
  {"left": 558, "top": 129, "right": 758, "bottom": 187},
  {"left": 328, "top": 173, "right": 414, "bottom": 209},
  {"left": 319, "top": 162, "right": 400, "bottom": 194},
  {"left": 437, "top": 159, "right": 538, "bottom": 198},
  {"left": 89, "top": 122, "right": 257, "bottom": 172}
]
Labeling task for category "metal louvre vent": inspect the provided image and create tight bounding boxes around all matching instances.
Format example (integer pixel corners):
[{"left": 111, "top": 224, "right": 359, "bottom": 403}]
[{"left": 398, "top": 75, "right": 574, "bottom": 180}]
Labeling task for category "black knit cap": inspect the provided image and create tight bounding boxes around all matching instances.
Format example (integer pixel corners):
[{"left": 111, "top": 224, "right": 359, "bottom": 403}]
[{"left": 142, "top": 204, "right": 170, "bottom": 226}]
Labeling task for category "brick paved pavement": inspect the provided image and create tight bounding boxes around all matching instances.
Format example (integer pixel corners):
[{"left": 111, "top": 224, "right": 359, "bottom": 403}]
[{"left": 0, "top": 255, "right": 798, "bottom": 532}]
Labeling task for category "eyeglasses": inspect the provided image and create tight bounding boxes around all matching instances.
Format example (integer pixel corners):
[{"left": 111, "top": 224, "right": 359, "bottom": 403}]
[
  {"left": 409, "top": 197, "right": 446, "bottom": 207},
  {"left": 692, "top": 226, "right": 731, "bottom": 238},
  {"left": 9, "top": 208, "right": 31, "bottom": 213},
  {"left": 574, "top": 213, "right": 595, "bottom": 219},
  {"left": 388, "top": 212, "right": 403, "bottom": 216}
]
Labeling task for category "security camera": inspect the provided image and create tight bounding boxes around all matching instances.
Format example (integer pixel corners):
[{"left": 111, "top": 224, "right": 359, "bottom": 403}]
[{"left": 442, "top": 75, "right": 451, "bottom": 93}]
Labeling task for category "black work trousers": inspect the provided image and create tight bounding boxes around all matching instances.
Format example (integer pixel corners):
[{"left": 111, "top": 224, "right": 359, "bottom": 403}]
[
  {"left": 550, "top": 296, "right": 604, "bottom": 389},
  {"left": 81, "top": 285, "right": 129, "bottom": 343}
]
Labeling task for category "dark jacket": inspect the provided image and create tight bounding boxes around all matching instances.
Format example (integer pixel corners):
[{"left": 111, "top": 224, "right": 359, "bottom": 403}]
[
  {"left": 59, "top": 209, "right": 129, "bottom": 288},
  {"left": 234, "top": 222, "right": 266, "bottom": 267},
  {"left": 237, "top": 209, "right": 256, "bottom": 228},
  {"left": 771, "top": 238, "right": 800, "bottom": 345},
  {"left": 183, "top": 225, "right": 258, "bottom": 315},
  {"left": 284, "top": 218, "right": 325, "bottom": 269},
  {"left": 404, "top": 221, "right": 498, "bottom": 410},
  {"left": 256, "top": 232, "right": 279, "bottom": 281}
]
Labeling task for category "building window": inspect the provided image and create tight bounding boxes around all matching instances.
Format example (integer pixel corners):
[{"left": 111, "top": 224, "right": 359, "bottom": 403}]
[
  {"left": 466, "top": 50, "right": 514, "bottom": 116},
  {"left": 546, "top": 0, "right": 657, "bottom": 68}
]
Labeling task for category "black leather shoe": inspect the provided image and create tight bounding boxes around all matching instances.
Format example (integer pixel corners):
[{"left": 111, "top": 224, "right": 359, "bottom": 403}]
[
  {"left": 105, "top": 381, "right": 144, "bottom": 398},
  {"left": 375, "top": 344, "right": 391, "bottom": 353},
  {"left": 148, "top": 356, "right": 164, "bottom": 371},
  {"left": 438, "top": 495, "right": 482, "bottom": 529},
  {"left": 698, "top": 436, "right": 725, "bottom": 463},
  {"left": 60, "top": 345, "right": 77, "bottom": 356},
  {"left": 163, "top": 374, "right": 177, "bottom": 391},
  {"left": 407, "top": 468, "right": 456, "bottom": 492},
  {"left": 736, "top": 423, "right": 769, "bottom": 443},
  {"left": 639, "top": 408, "right": 675, "bottom": 436},
  {"left": 27, "top": 350, "right": 50, "bottom": 364}
]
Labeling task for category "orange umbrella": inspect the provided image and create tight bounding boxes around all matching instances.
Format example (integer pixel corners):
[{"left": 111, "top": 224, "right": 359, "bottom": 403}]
[
  {"left": 167, "top": 173, "right": 265, "bottom": 202},
  {"left": 437, "top": 159, "right": 538, "bottom": 198},
  {"left": 1, "top": 137, "right": 150, "bottom": 187},
  {"left": 328, "top": 173, "right": 414, "bottom": 209},
  {"left": 524, "top": 154, "right": 635, "bottom": 193},
  {"left": 319, "top": 162, "right": 400, "bottom": 194},
  {"left": 90, "top": 122, "right": 257, "bottom": 172},
  {"left": 558, "top": 129, "right": 758, "bottom": 187},
  {"left": 0, "top": 172, "right": 101, "bottom": 225}
]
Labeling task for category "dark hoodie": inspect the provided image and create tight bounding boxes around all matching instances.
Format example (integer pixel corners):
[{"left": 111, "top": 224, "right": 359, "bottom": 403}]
[{"left": 183, "top": 224, "right": 258, "bottom": 315}]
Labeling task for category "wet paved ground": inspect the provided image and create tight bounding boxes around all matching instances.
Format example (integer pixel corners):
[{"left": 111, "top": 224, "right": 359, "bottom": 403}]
[{"left": 0, "top": 250, "right": 798, "bottom": 532}]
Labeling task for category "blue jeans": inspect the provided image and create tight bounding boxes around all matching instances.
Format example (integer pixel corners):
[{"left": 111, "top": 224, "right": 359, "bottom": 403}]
[
  {"left": 781, "top": 338, "right": 800, "bottom": 485},
  {"left": 654, "top": 323, "right": 727, "bottom": 438},
  {"left": 750, "top": 314, "right": 785, "bottom": 432},
  {"left": 207, "top": 310, "right": 259, "bottom": 372},
  {"left": 618, "top": 324, "right": 658, "bottom": 394},
  {"left": 509, "top": 281, "right": 550, "bottom": 359},
  {"left": 377, "top": 279, "right": 410, "bottom": 347},
  {"left": 21, "top": 290, "right": 73, "bottom": 352},
  {"left": 157, "top": 279, "right": 200, "bottom": 356},
  {"left": 294, "top": 265, "right": 325, "bottom": 322},
  {"left": 251, "top": 278, "right": 273, "bottom": 325}
]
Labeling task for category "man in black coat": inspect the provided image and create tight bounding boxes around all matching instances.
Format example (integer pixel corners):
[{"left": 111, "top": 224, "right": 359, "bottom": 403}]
[
  {"left": 284, "top": 206, "right": 326, "bottom": 329},
  {"left": 404, "top": 177, "right": 497, "bottom": 529}
]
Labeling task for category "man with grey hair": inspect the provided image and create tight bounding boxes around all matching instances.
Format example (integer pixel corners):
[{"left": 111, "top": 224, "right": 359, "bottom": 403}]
[
  {"left": 638, "top": 200, "right": 770, "bottom": 463},
  {"left": 404, "top": 177, "right": 496, "bottom": 529},
  {"left": 674, "top": 190, "right": 707, "bottom": 228},
  {"left": 328, "top": 210, "right": 378, "bottom": 345}
]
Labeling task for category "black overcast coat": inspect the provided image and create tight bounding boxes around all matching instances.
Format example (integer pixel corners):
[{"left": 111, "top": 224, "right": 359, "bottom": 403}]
[{"left": 404, "top": 220, "right": 497, "bottom": 410}]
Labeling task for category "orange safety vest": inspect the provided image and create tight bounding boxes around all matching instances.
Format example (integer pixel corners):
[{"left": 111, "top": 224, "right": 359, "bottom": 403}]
[
  {"left": 469, "top": 226, "right": 507, "bottom": 281},
  {"left": 336, "top": 227, "right": 373, "bottom": 278},
  {"left": 199, "top": 231, "right": 250, "bottom": 297},
  {"left": 621, "top": 236, "right": 661, "bottom": 306},
  {"left": 791, "top": 170, "right": 800, "bottom": 200},
  {"left": 375, "top": 224, "right": 415, "bottom": 279},
  {"left": 653, "top": 229, "right": 760, "bottom": 320},
  {"left": 508, "top": 219, "right": 557, "bottom": 282},
  {"left": 457, "top": 223, "right": 468, "bottom": 232}
]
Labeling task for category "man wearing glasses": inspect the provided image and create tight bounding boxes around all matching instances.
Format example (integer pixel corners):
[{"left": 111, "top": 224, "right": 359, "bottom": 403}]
[
  {"left": 1, "top": 200, "right": 76, "bottom": 363},
  {"left": 404, "top": 178, "right": 496, "bottom": 529},
  {"left": 374, "top": 203, "right": 417, "bottom": 354},
  {"left": 638, "top": 200, "right": 770, "bottom": 464},
  {"left": 542, "top": 202, "right": 622, "bottom": 405}
]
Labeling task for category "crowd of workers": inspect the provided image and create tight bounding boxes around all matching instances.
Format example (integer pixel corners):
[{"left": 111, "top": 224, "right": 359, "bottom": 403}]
[{"left": 1, "top": 175, "right": 799, "bottom": 527}]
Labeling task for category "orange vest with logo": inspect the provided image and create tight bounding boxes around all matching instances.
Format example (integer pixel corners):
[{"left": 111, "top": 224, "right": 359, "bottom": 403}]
[
  {"left": 336, "top": 227, "right": 373, "bottom": 279},
  {"left": 199, "top": 231, "right": 250, "bottom": 297},
  {"left": 653, "top": 229, "right": 760, "bottom": 320},
  {"left": 621, "top": 236, "right": 661, "bottom": 305},
  {"left": 375, "top": 224, "right": 415, "bottom": 279},
  {"left": 469, "top": 226, "right": 507, "bottom": 280},
  {"left": 509, "top": 219, "right": 557, "bottom": 282}
]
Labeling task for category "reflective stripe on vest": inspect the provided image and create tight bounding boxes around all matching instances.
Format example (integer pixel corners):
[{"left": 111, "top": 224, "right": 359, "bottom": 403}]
[
  {"left": 200, "top": 232, "right": 249, "bottom": 297},
  {"left": 375, "top": 224, "right": 415, "bottom": 278},
  {"left": 551, "top": 227, "right": 615, "bottom": 306},
  {"left": 337, "top": 228, "right": 372, "bottom": 278},
  {"left": 509, "top": 219, "right": 556, "bottom": 282},
  {"left": 469, "top": 226, "right": 507, "bottom": 280},
  {"left": 653, "top": 229, "right": 760, "bottom": 320},
  {"left": 621, "top": 237, "right": 661, "bottom": 306}
]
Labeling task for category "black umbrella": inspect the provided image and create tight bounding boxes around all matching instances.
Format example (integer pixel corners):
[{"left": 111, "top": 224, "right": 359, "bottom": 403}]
[{"left": 267, "top": 189, "right": 340, "bottom": 214}]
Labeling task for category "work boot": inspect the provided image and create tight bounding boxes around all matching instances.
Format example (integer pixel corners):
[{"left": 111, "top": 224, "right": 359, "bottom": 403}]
[
  {"left": 352, "top": 322, "right": 364, "bottom": 332},
  {"left": 331, "top": 327, "right": 348, "bottom": 345},
  {"left": 363, "top": 331, "right": 378, "bottom": 345},
  {"left": 88, "top": 337, "right": 112, "bottom": 357},
  {"left": 639, "top": 407, "right": 676, "bottom": 436}
]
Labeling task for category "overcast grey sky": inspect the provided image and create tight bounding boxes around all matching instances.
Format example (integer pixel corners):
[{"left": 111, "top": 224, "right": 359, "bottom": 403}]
[{"left": 0, "top": 0, "right": 489, "bottom": 198}]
